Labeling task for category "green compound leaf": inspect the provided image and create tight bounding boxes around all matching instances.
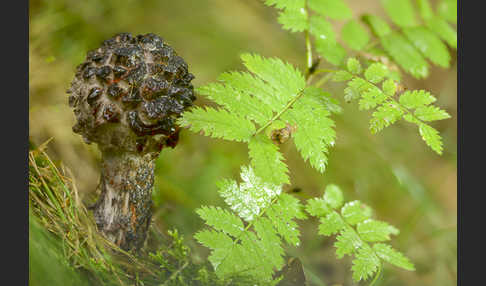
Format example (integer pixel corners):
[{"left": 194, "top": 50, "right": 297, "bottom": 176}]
[
  {"left": 344, "top": 86, "right": 360, "bottom": 103},
  {"left": 315, "top": 37, "right": 347, "bottom": 66},
  {"left": 341, "top": 201, "right": 373, "bottom": 225},
  {"left": 362, "top": 14, "right": 392, "bottom": 38},
  {"left": 319, "top": 211, "right": 346, "bottom": 236},
  {"left": 418, "top": 122, "right": 444, "bottom": 155},
  {"left": 178, "top": 107, "right": 255, "bottom": 142},
  {"left": 309, "top": 15, "right": 347, "bottom": 66},
  {"left": 382, "top": 79, "right": 397, "bottom": 96},
  {"left": 217, "top": 71, "right": 282, "bottom": 110},
  {"left": 364, "top": 63, "right": 389, "bottom": 84},
  {"left": 437, "top": 0, "right": 457, "bottom": 24},
  {"left": 332, "top": 70, "right": 353, "bottom": 82},
  {"left": 416, "top": 0, "right": 434, "bottom": 20},
  {"left": 359, "top": 87, "right": 387, "bottom": 110},
  {"left": 241, "top": 53, "right": 306, "bottom": 109},
  {"left": 345, "top": 77, "right": 373, "bottom": 103},
  {"left": 402, "top": 27, "right": 451, "bottom": 68},
  {"left": 323, "top": 184, "right": 344, "bottom": 209},
  {"left": 399, "top": 90, "right": 436, "bottom": 109},
  {"left": 369, "top": 103, "right": 404, "bottom": 133},
  {"left": 381, "top": 0, "right": 417, "bottom": 27},
  {"left": 346, "top": 58, "right": 362, "bottom": 74},
  {"left": 380, "top": 32, "right": 429, "bottom": 78},
  {"left": 278, "top": 8, "right": 309, "bottom": 32},
  {"left": 334, "top": 226, "right": 363, "bottom": 258},
  {"left": 196, "top": 206, "right": 244, "bottom": 238},
  {"left": 341, "top": 19, "right": 370, "bottom": 51},
  {"left": 319, "top": 91, "right": 343, "bottom": 114},
  {"left": 373, "top": 243, "right": 415, "bottom": 271},
  {"left": 266, "top": 193, "right": 307, "bottom": 246},
  {"left": 357, "top": 219, "right": 400, "bottom": 242},
  {"left": 309, "top": 184, "right": 416, "bottom": 282},
  {"left": 248, "top": 134, "right": 289, "bottom": 186},
  {"left": 197, "top": 81, "right": 273, "bottom": 126},
  {"left": 351, "top": 245, "right": 380, "bottom": 281},
  {"left": 196, "top": 167, "right": 305, "bottom": 282},
  {"left": 264, "top": 0, "right": 305, "bottom": 10},
  {"left": 309, "top": 15, "right": 336, "bottom": 43},
  {"left": 253, "top": 217, "right": 286, "bottom": 268},
  {"left": 308, "top": 0, "right": 352, "bottom": 20},
  {"left": 194, "top": 229, "right": 234, "bottom": 269},
  {"left": 426, "top": 16, "right": 457, "bottom": 49},
  {"left": 283, "top": 88, "right": 336, "bottom": 173},
  {"left": 264, "top": 0, "right": 309, "bottom": 32},
  {"left": 218, "top": 166, "right": 281, "bottom": 222},
  {"left": 414, "top": 105, "right": 451, "bottom": 122},
  {"left": 306, "top": 198, "right": 331, "bottom": 217}
]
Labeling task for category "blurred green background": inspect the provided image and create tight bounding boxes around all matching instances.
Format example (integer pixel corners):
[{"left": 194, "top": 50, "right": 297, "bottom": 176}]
[{"left": 29, "top": 0, "right": 456, "bottom": 285}]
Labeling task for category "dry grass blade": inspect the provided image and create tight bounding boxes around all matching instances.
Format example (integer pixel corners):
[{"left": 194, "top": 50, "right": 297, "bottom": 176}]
[{"left": 28, "top": 143, "right": 163, "bottom": 285}]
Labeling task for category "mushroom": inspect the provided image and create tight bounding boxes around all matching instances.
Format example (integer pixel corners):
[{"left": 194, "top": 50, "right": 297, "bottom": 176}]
[{"left": 67, "top": 33, "right": 195, "bottom": 251}]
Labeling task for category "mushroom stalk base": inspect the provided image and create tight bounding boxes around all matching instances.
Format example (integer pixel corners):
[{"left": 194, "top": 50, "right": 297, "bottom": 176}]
[{"left": 93, "top": 151, "right": 157, "bottom": 251}]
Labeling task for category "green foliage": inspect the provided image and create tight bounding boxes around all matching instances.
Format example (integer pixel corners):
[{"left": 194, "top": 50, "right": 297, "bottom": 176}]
[
  {"left": 306, "top": 184, "right": 415, "bottom": 282},
  {"left": 307, "top": 0, "right": 352, "bottom": 20},
  {"left": 372, "top": 243, "right": 415, "bottom": 271},
  {"left": 418, "top": 122, "right": 445, "bottom": 155},
  {"left": 341, "top": 19, "right": 370, "bottom": 51},
  {"left": 241, "top": 53, "right": 307, "bottom": 108},
  {"left": 182, "top": 1, "right": 454, "bottom": 284},
  {"left": 282, "top": 87, "right": 336, "bottom": 172},
  {"left": 362, "top": 14, "right": 392, "bottom": 37},
  {"left": 437, "top": 0, "right": 457, "bottom": 24},
  {"left": 341, "top": 200, "right": 373, "bottom": 225},
  {"left": 380, "top": 32, "right": 430, "bottom": 78},
  {"left": 426, "top": 16, "right": 457, "bottom": 49},
  {"left": 336, "top": 58, "right": 450, "bottom": 154},
  {"left": 364, "top": 62, "right": 388, "bottom": 83},
  {"left": 248, "top": 134, "right": 289, "bottom": 185},
  {"left": 318, "top": 212, "right": 345, "bottom": 236},
  {"left": 306, "top": 198, "right": 331, "bottom": 217},
  {"left": 323, "top": 184, "right": 344, "bottom": 209},
  {"left": 278, "top": 8, "right": 309, "bottom": 32},
  {"left": 402, "top": 26, "right": 451, "bottom": 68},
  {"left": 309, "top": 15, "right": 335, "bottom": 42},
  {"left": 381, "top": 0, "right": 418, "bottom": 28},
  {"left": 180, "top": 53, "right": 337, "bottom": 178},
  {"left": 264, "top": 0, "right": 457, "bottom": 77},
  {"left": 265, "top": 0, "right": 308, "bottom": 33},
  {"left": 347, "top": 58, "right": 362, "bottom": 75},
  {"left": 357, "top": 220, "right": 399, "bottom": 242},
  {"left": 309, "top": 14, "right": 346, "bottom": 65},
  {"left": 180, "top": 107, "right": 256, "bottom": 142},
  {"left": 417, "top": 0, "right": 434, "bottom": 20},
  {"left": 352, "top": 245, "right": 381, "bottom": 281},
  {"left": 361, "top": 0, "right": 456, "bottom": 78},
  {"left": 195, "top": 167, "right": 305, "bottom": 283},
  {"left": 314, "top": 37, "right": 347, "bottom": 66}
]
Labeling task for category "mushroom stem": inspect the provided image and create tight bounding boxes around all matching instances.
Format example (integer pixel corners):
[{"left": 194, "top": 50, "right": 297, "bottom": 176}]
[{"left": 93, "top": 150, "right": 157, "bottom": 251}]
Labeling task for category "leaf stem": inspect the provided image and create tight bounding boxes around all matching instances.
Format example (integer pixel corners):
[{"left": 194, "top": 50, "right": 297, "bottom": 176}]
[
  {"left": 313, "top": 68, "right": 339, "bottom": 75},
  {"left": 253, "top": 89, "right": 305, "bottom": 136},
  {"left": 305, "top": 31, "right": 313, "bottom": 70},
  {"left": 254, "top": 72, "right": 334, "bottom": 137},
  {"left": 304, "top": 0, "right": 314, "bottom": 79},
  {"left": 369, "top": 262, "right": 383, "bottom": 286},
  {"left": 313, "top": 73, "right": 333, "bottom": 88}
]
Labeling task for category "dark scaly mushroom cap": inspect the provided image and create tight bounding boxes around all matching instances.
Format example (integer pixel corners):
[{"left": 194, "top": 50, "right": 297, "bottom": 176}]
[{"left": 67, "top": 33, "right": 195, "bottom": 154}]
